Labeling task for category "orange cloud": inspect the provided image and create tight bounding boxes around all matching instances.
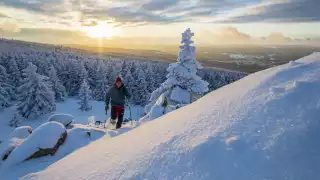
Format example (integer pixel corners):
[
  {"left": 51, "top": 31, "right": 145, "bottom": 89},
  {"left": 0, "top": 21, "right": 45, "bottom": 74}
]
[
  {"left": 0, "top": 22, "right": 21, "bottom": 34},
  {"left": 263, "top": 32, "right": 292, "bottom": 43},
  {"left": 198, "top": 26, "right": 251, "bottom": 44}
]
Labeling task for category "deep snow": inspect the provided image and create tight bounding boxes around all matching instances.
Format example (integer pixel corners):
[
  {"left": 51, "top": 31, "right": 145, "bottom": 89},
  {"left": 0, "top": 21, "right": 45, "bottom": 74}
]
[
  {"left": 0, "top": 98, "right": 143, "bottom": 179},
  {"left": 20, "top": 53, "right": 320, "bottom": 180},
  {"left": 2, "top": 122, "right": 66, "bottom": 168}
]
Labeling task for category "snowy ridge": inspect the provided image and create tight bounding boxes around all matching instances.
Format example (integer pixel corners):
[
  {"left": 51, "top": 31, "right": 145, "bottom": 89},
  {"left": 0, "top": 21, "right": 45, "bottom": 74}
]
[{"left": 22, "top": 53, "right": 320, "bottom": 180}]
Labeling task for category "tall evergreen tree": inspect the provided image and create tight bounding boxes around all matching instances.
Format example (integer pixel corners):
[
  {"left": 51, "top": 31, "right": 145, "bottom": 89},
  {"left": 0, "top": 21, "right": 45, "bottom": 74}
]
[
  {"left": 16, "top": 63, "right": 56, "bottom": 119},
  {"left": 0, "top": 86, "right": 10, "bottom": 109},
  {"left": 146, "top": 28, "right": 209, "bottom": 113},
  {"left": 48, "top": 65, "right": 67, "bottom": 101},
  {"left": 0, "top": 65, "right": 13, "bottom": 106},
  {"left": 78, "top": 79, "right": 92, "bottom": 111},
  {"left": 6, "top": 57, "right": 21, "bottom": 87},
  {"left": 123, "top": 69, "right": 135, "bottom": 103},
  {"left": 132, "top": 68, "right": 149, "bottom": 105},
  {"left": 91, "top": 61, "right": 109, "bottom": 101},
  {"left": 5, "top": 57, "right": 21, "bottom": 100},
  {"left": 145, "top": 64, "right": 156, "bottom": 93}
]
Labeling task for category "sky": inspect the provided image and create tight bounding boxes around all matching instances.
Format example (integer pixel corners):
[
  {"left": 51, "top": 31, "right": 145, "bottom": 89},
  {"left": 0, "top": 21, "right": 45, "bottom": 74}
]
[{"left": 0, "top": 0, "right": 319, "bottom": 47}]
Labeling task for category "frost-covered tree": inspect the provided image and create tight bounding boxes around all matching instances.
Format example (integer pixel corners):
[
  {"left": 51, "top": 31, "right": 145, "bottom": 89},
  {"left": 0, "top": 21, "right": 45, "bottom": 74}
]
[
  {"left": 132, "top": 68, "right": 149, "bottom": 105},
  {"left": 0, "top": 86, "right": 10, "bottom": 109},
  {"left": 145, "top": 28, "right": 209, "bottom": 114},
  {"left": 16, "top": 62, "right": 56, "bottom": 119},
  {"left": 78, "top": 79, "right": 92, "bottom": 111},
  {"left": 63, "top": 60, "right": 88, "bottom": 96},
  {"left": 48, "top": 65, "right": 67, "bottom": 101},
  {"left": 0, "top": 65, "right": 13, "bottom": 106},
  {"left": 9, "top": 112, "right": 24, "bottom": 127},
  {"left": 6, "top": 57, "right": 21, "bottom": 88},
  {"left": 91, "top": 61, "right": 109, "bottom": 101},
  {"left": 123, "top": 69, "right": 135, "bottom": 103},
  {"left": 145, "top": 64, "right": 156, "bottom": 93}
]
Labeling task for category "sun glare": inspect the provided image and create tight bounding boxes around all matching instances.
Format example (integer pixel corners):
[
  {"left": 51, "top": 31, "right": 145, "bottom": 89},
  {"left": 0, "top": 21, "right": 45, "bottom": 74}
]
[{"left": 85, "top": 23, "right": 118, "bottom": 38}]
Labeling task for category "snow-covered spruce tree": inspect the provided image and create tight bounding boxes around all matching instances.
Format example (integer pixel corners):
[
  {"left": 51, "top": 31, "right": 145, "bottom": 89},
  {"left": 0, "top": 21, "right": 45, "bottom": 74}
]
[
  {"left": 16, "top": 62, "right": 56, "bottom": 119},
  {"left": 9, "top": 112, "right": 24, "bottom": 127},
  {"left": 64, "top": 60, "right": 88, "bottom": 96},
  {"left": 48, "top": 65, "right": 67, "bottom": 101},
  {"left": 6, "top": 57, "right": 21, "bottom": 87},
  {"left": 123, "top": 69, "right": 135, "bottom": 103},
  {"left": 0, "top": 86, "right": 10, "bottom": 109},
  {"left": 132, "top": 68, "right": 149, "bottom": 105},
  {"left": 0, "top": 65, "right": 13, "bottom": 107},
  {"left": 145, "top": 28, "right": 209, "bottom": 114},
  {"left": 91, "top": 61, "right": 109, "bottom": 101},
  {"left": 78, "top": 79, "right": 92, "bottom": 111}
]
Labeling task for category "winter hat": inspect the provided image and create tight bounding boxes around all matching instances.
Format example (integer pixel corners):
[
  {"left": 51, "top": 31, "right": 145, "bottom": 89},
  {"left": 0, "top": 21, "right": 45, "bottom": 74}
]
[{"left": 115, "top": 76, "right": 122, "bottom": 83}]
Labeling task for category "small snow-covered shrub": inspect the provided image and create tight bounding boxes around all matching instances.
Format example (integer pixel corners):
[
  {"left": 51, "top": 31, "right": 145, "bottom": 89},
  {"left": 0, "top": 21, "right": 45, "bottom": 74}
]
[{"left": 48, "top": 114, "right": 74, "bottom": 128}]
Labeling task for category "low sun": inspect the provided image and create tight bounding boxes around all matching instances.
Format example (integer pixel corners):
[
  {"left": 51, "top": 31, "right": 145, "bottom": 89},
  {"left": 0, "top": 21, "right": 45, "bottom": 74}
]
[{"left": 85, "top": 23, "right": 118, "bottom": 38}]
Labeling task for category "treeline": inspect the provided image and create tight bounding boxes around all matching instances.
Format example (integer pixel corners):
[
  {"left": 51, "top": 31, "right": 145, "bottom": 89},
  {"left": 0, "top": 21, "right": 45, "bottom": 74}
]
[{"left": 0, "top": 39, "right": 245, "bottom": 108}]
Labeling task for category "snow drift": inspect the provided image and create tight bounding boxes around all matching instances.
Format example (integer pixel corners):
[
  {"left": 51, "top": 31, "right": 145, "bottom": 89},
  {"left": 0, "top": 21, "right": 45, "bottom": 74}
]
[
  {"left": 24, "top": 53, "right": 320, "bottom": 180},
  {"left": 0, "top": 126, "right": 32, "bottom": 160},
  {"left": 2, "top": 122, "right": 66, "bottom": 168}
]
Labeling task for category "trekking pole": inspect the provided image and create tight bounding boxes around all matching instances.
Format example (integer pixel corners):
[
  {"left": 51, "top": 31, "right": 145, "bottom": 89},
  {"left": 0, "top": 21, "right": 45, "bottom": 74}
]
[
  {"left": 103, "top": 110, "right": 108, "bottom": 128},
  {"left": 126, "top": 99, "right": 133, "bottom": 125}
]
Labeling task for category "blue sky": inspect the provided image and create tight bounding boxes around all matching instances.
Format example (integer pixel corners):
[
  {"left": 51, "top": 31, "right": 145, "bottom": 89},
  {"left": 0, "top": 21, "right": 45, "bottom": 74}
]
[{"left": 0, "top": 0, "right": 319, "bottom": 45}]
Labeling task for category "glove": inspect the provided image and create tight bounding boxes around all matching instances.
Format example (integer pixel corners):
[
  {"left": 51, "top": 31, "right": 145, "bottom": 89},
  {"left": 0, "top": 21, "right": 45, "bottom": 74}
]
[{"left": 105, "top": 106, "right": 109, "bottom": 113}]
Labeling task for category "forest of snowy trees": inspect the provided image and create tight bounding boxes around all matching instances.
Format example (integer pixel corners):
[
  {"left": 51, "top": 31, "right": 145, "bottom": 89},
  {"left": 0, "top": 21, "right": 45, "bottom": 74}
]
[{"left": 0, "top": 38, "right": 245, "bottom": 125}]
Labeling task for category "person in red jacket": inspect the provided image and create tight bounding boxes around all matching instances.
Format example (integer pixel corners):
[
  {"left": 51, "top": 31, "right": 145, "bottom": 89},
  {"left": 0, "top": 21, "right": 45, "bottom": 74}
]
[{"left": 105, "top": 76, "right": 130, "bottom": 129}]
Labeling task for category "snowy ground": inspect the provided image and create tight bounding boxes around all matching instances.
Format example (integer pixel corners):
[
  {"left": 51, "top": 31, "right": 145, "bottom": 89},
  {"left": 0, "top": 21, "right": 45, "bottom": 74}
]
[
  {"left": 0, "top": 99, "right": 143, "bottom": 142},
  {"left": 13, "top": 52, "right": 320, "bottom": 180},
  {"left": 0, "top": 98, "right": 144, "bottom": 179}
]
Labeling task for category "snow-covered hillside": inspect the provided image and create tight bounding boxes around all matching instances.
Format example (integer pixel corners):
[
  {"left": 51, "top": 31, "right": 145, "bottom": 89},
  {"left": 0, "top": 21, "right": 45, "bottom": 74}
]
[{"left": 17, "top": 52, "right": 320, "bottom": 180}]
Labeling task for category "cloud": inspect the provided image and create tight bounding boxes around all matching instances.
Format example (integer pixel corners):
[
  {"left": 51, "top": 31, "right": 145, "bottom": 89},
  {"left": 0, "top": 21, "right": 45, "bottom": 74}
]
[
  {"left": 7, "top": 28, "right": 91, "bottom": 44},
  {"left": 141, "top": 0, "right": 180, "bottom": 11},
  {"left": 197, "top": 26, "right": 252, "bottom": 44},
  {"left": 0, "top": 22, "right": 21, "bottom": 33},
  {"left": 215, "top": 0, "right": 320, "bottom": 23},
  {"left": 0, "top": 12, "right": 10, "bottom": 18},
  {"left": 263, "top": 32, "right": 293, "bottom": 43},
  {"left": 0, "top": 0, "right": 66, "bottom": 14},
  {"left": 83, "top": 6, "right": 184, "bottom": 25},
  {"left": 81, "top": 20, "right": 98, "bottom": 27},
  {"left": 1, "top": 0, "right": 319, "bottom": 28}
]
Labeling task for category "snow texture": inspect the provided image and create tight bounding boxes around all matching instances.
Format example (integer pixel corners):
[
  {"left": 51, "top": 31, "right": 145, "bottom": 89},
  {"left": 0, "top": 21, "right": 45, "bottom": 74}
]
[
  {"left": 24, "top": 52, "right": 320, "bottom": 180},
  {"left": 57, "top": 124, "right": 105, "bottom": 156},
  {"left": 1, "top": 122, "right": 66, "bottom": 168},
  {"left": 170, "top": 86, "right": 191, "bottom": 104},
  {"left": 48, "top": 114, "right": 74, "bottom": 127},
  {"left": 9, "top": 126, "right": 32, "bottom": 139},
  {"left": 0, "top": 126, "right": 32, "bottom": 161}
]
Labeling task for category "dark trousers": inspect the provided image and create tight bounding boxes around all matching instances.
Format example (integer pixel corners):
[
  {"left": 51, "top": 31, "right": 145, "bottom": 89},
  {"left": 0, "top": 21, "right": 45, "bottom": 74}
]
[{"left": 111, "top": 106, "right": 124, "bottom": 128}]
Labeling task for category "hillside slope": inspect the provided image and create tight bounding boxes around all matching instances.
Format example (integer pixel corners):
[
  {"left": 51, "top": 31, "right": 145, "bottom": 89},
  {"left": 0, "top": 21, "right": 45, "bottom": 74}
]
[{"left": 23, "top": 53, "right": 320, "bottom": 180}]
